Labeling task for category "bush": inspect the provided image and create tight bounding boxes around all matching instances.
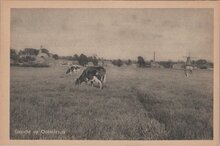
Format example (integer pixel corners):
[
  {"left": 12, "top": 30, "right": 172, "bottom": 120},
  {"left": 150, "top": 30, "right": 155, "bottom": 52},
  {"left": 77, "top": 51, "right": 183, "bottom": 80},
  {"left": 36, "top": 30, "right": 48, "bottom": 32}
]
[
  {"left": 78, "top": 54, "right": 88, "bottom": 66},
  {"left": 21, "top": 48, "right": 39, "bottom": 56},
  {"left": 92, "top": 57, "right": 98, "bottom": 66},
  {"left": 195, "top": 59, "right": 213, "bottom": 69},
  {"left": 40, "top": 48, "right": 49, "bottom": 54},
  {"left": 137, "top": 56, "right": 146, "bottom": 67},
  {"left": 52, "top": 54, "right": 59, "bottom": 60},
  {"left": 112, "top": 59, "right": 123, "bottom": 67},
  {"left": 18, "top": 56, "right": 36, "bottom": 63},
  {"left": 199, "top": 66, "right": 208, "bottom": 69},
  {"left": 10, "top": 49, "right": 19, "bottom": 62},
  {"left": 158, "top": 61, "right": 173, "bottom": 68},
  {"left": 126, "top": 59, "right": 132, "bottom": 65},
  {"left": 73, "top": 54, "right": 79, "bottom": 61}
]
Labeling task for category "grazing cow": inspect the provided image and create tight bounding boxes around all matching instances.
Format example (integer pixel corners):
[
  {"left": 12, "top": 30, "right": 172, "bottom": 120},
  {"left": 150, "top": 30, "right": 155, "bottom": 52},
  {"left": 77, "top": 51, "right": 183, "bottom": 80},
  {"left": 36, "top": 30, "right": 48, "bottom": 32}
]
[
  {"left": 75, "top": 66, "right": 106, "bottom": 89},
  {"left": 66, "top": 65, "right": 80, "bottom": 74}
]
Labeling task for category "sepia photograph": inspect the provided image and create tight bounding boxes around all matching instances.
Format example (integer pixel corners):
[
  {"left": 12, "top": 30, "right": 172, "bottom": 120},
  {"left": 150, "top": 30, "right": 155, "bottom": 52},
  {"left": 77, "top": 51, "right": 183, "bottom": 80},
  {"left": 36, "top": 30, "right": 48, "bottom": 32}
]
[
  {"left": 9, "top": 8, "right": 214, "bottom": 140},
  {"left": 0, "top": 1, "right": 219, "bottom": 145}
]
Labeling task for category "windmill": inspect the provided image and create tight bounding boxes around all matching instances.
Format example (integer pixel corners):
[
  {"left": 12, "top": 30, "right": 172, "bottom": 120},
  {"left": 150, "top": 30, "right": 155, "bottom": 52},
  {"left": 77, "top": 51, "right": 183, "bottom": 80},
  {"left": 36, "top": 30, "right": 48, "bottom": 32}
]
[
  {"left": 183, "top": 50, "right": 196, "bottom": 67},
  {"left": 183, "top": 50, "right": 196, "bottom": 77}
]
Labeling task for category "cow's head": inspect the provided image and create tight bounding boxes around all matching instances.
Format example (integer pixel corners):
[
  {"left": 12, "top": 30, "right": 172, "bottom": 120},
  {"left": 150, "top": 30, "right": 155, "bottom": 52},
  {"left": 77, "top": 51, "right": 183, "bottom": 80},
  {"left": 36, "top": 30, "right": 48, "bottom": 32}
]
[{"left": 75, "top": 77, "right": 89, "bottom": 85}]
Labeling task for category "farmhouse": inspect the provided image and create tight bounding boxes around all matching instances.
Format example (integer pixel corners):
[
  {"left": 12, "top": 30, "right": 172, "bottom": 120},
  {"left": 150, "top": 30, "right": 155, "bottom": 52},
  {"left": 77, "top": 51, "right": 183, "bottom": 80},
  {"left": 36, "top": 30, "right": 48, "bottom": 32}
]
[
  {"left": 37, "top": 52, "right": 49, "bottom": 59},
  {"left": 150, "top": 61, "right": 161, "bottom": 68}
]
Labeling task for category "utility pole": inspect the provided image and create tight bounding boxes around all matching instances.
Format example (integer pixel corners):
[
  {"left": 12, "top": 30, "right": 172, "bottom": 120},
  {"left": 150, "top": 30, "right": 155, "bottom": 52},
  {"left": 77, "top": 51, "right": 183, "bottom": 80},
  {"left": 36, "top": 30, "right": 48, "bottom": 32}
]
[{"left": 153, "top": 52, "right": 155, "bottom": 62}]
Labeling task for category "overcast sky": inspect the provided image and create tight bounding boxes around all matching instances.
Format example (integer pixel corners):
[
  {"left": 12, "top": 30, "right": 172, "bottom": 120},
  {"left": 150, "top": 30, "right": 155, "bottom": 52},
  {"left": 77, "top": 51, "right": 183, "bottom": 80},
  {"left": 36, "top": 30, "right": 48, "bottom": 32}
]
[{"left": 11, "top": 8, "right": 213, "bottom": 61}]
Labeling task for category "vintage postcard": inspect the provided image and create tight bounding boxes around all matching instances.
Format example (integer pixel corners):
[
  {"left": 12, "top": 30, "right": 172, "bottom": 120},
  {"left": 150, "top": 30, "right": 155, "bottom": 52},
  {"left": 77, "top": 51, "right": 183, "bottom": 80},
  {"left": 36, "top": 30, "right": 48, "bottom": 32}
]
[{"left": 0, "top": 1, "right": 219, "bottom": 146}]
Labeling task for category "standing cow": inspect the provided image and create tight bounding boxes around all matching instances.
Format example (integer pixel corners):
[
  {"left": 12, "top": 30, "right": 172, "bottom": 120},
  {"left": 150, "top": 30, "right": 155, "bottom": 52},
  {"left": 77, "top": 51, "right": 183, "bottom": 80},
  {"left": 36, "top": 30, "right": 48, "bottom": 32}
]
[{"left": 75, "top": 66, "right": 106, "bottom": 89}]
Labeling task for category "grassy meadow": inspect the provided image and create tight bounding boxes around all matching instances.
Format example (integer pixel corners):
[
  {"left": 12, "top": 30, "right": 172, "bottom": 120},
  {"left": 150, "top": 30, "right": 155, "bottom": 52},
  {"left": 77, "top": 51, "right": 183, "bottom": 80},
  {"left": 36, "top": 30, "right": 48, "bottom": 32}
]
[{"left": 10, "top": 64, "right": 213, "bottom": 140}]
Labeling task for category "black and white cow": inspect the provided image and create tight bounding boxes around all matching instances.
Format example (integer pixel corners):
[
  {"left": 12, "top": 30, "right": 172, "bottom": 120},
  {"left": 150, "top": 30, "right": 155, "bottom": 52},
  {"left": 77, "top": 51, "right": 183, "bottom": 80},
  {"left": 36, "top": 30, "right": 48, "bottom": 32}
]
[
  {"left": 75, "top": 66, "right": 106, "bottom": 89},
  {"left": 66, "top": 65, "right": 81, "bottom": 74}
]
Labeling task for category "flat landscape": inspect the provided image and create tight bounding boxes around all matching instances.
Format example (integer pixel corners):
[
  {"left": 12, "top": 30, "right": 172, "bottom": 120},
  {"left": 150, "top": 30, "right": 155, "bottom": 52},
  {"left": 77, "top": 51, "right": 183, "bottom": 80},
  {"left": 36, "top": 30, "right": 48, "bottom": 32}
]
[{"left": 10, "top": 64, "right": 213, "bottom": 140}]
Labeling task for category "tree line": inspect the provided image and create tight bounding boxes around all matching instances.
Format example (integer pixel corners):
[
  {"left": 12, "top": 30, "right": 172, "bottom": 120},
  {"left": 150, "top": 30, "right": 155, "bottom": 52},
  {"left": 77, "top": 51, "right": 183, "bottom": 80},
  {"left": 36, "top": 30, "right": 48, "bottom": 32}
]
[
  {"left": 60, "top": 54, "right": 99, "bottom": 66},
  {"left": 10, "top": 48, "right": 213, "bottom": 69},
  {"left": 10, "top": 48, "right": 59, "bottom": 62},
  {"left": 107, "top": 56, "right": 213, "bottom": 69},
  {"left": 136, "top": 56, "right": 213, "bottom": 69}
]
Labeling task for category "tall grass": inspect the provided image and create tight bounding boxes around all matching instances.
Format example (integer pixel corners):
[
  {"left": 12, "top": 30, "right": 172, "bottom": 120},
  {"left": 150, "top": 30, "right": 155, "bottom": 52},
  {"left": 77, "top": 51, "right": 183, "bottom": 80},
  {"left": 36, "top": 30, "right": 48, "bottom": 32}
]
[
  {"left": 10, "top": 66, "right": 213, "bottom": 140},
  {"left": 136, "top": 86, "right": 213, "bottom": 139}
]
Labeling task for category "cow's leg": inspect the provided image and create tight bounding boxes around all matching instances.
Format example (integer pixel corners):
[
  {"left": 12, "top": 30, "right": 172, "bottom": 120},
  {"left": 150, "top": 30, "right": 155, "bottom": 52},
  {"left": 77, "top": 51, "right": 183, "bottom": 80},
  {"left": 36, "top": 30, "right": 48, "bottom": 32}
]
[
  {"left": 102, "top": 74, "right": 106, "bottom": 88},
  {"left": 103, "top": 74, "right": 106, "bottom": 83},
  {"left": 99, "top": 81, "right": 102, "bottom": 89},
  {"left": 91, "top": 80, "right": 94, "bottom": 87},
  {"left": 96, "top": 78, "right": 102, "bottom": 89}
]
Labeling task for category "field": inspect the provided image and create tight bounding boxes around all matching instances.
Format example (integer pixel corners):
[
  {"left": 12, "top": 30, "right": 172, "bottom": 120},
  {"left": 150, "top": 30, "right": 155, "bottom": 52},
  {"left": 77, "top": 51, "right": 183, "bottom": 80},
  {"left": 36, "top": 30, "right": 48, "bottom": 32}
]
[{"left": 10, "top": 64, "right": 213, "bottom": 140}]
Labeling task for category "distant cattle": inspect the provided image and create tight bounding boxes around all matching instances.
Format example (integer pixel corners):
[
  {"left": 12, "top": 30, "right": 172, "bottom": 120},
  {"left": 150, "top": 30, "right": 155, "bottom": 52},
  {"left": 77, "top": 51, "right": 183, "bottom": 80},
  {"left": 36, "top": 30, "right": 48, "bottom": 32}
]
[
  {"left": 66, "top": 65, "right": 81, "bottom": 74},
  {"left": 75, "top": 66, "right": 106, "bottom": 89}
]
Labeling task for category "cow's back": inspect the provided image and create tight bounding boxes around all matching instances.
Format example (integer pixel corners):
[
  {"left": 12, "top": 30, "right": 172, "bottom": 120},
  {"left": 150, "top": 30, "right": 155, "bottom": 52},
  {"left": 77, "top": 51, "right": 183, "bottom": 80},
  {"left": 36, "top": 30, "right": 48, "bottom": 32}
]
[{"left": 85, "top": 66, "right": 106, "bottom": 80}]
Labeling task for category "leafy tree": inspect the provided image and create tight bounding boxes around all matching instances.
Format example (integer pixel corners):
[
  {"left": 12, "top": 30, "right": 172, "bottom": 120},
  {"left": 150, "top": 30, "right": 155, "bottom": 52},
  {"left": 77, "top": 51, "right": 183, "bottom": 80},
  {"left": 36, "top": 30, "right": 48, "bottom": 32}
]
[
  {"left": 52, "top": 54, "right": 59, "bottom": 60},
  {"left": 196, "top": 59, "right": 207, "bottom": 65},
  {"left": 18, "top": 56, "right": 36, "bottom": 63},
  {"left": 158, "top": 61, "right": 173, "bottom": 68},
  {"left": 112, "top": 59, "right": 123, "bottom": 67},
  {"left": 196, "top": 59, "right": 209, "bottom": 69},
  {"left": 208, "top": 62, "right": 213, "bottom": 68},
  {"left": 40, "top": 48, "right": 49, "bottom": 54},
  {"left": 22, "top": 48, "right": 39, "bottom": 56},
  {"left": 92, "top": 57, "right": 98, "bottom": 66},
  {"left": 126, "top": 59, "right": 132, "bottom": 65},
  {"left": 137, "top": 56, "right": 146, "bottom": 67},
  {"left": 78, "top": 54, "right": 88, "bottom": 66},
  {"left": 10, "top": 49, "right": 19, "bottom": 61},
  {"left": 73, "top": 54, "right": 79, "bottom": 61}
]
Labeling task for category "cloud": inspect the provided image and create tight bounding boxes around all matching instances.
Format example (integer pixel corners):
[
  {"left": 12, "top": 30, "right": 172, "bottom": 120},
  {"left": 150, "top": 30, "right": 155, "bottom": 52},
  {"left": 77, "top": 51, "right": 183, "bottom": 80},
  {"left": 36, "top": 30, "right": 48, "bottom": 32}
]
[{"left": 11, "top": 8, "right": 213, "bottom": 61}]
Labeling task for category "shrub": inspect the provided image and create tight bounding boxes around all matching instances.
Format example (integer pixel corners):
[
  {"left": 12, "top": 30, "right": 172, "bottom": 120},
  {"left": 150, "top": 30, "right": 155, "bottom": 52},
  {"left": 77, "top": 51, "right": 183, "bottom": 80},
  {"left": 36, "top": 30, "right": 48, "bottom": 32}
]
[
  {"left": 199, "top": 66, "right": 208, "bottom": 69},
  {"left": 112, "top": 59, "right": 123, "bottom": 67},
  {"left": 158, "top": 61, "right": 173, "bottom": 68},
  {"left": 40, "top": 48, "right": 49, "bottom": 54},
  {"left": 53, "top": 54, "right": 59, "bottom": 60},
  {"left": 22, "top": 48, "right": 39, "bottom": 56},
  {"left": 137, "top": 56, "right": 146, "bottom": 67},
  {"left": 10, "top": 49, "right": 19, "bottom": 62},
  {"left": 18, "top": 56, "right": 36, "bottom": 63},
  {"left": 126, "top": 59, "right": 132, "bottom": 65},
  {"left": 73, "top": 54, "right": 79, "bottom": 61},
  {"left": 78, "top": 54, "right": 88, "bottom": 66},
  {"left": 92, "top": 57, "right": 98, "bottom": 66}
]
